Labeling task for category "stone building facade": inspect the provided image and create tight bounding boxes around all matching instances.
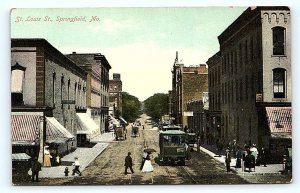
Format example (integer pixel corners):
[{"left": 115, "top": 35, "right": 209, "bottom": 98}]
[
  {"left": 207, "top": 7, "right": 291, "bottom": 152},
  {"left": 66, "top": 53, "right": 111, "bottom": 134},
  {"left": 11, "top": 38, "right": 87, "bottom": 161}
]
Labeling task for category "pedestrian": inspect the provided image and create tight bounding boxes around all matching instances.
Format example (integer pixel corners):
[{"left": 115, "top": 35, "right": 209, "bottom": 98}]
[
  {"left": 143, "top": 125, "right": 145, "bottom": 130},
  {"left": 31, "top": 157, "right": 42, "bottom": 182},
  {"left": 43, "top": 146, "right": 52, "bottom": 167},
  {"left": 124, "top": 152, "right": 134, "bottom": 175},
  {"left": 231, "top": 139, "right": 237, "bottom": 158},
  {"left": 197, "top": 137, "right": 201, "bottom": 152},
  {"left": 140, "top": 150, "right": 148, "bottom": 170},
  {"left": 72, "top": 157, "right": 81, "bottom": 176},
  {"left": 250, "top": 144, "right": 258, "bottom": 165},
  {"left": 260, "top": 147, "right": 267, "bottom": 167},
  {"left": 235, "top": 146, "right": 242, "bottom": 168},
  {"left": 225, "top": 148, "right": 231, "bottom": 172},
  {"left": 142, "top": 153, "right": 154, "bottom": 184}
]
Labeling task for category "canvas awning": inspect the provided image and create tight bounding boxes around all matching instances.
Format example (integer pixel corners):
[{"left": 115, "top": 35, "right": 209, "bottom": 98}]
[
  {"left": 11, "top": 114, "right": 40, "bottom": 145},
  {"left": 109, "top": 115, "right": 120, "bottom": 126},
  {"left": 76, "top": 113, "right": 99, "bottom": 139},
  {"left": 266, "top": 107, "right": 292, "bottom": 138},
  {"left": 12, "top": 153, "right": 31, "bottom": 161},
  {"left": 46, "top": 117, "right": 74, "bottom": 143},
  {"left": 119, "top": 116, "right": 127, "bottom": 124}
]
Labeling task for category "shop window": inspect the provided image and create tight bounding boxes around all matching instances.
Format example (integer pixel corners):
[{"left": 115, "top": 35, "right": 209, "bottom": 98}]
[{"left": 52, "top": 72, "right": 56, "bottom": 106}]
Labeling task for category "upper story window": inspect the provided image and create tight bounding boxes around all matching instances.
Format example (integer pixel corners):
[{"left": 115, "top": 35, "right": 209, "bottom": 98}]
[
  {"left": 273, "top": 68, "right": 286, "bottom": 98},
  {"left": 52, "top": 72, "right": 56, "bottom": 106},
  {"left": 272, "top": 26, "right": 286, "bottom": 55},
  {"left": 11, "top": 62, "right": 26, "bottom": 106}
]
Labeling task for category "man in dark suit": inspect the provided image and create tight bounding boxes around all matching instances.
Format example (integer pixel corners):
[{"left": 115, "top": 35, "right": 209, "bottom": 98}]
[
  {"left": 124, "top": 152, "right": 134, "bottom": 175},
  {"left": 225, "top": 148, "right": 231, "bottom": 172},
  {"left": 31, "top": 157, "right": 42, "bottom": 182}
]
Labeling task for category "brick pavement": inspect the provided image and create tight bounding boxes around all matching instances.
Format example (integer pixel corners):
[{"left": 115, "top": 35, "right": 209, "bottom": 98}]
[{"left": 30, "top": 132, "right": 115, "bottom": 178}]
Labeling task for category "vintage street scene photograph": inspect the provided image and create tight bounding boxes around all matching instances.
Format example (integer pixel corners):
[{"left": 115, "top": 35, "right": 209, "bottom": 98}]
[{"left": 10, "top": 7, "right": 292, "bottom": 185}]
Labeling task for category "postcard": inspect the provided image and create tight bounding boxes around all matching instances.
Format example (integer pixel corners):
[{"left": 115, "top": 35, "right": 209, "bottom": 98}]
[{"left": 10, "top": 7, "right": 292, "bottom": 185}]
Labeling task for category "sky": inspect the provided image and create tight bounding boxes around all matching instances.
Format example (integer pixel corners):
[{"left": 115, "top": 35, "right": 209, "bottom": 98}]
[{"left": 11, "top": 7, "right": 247, "bottom": 101}]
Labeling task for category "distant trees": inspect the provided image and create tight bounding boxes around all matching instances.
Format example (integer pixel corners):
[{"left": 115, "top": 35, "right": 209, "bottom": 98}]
[
  {"left": 144, "top": 93, "right": 169, "bottom": 122},
  {"left": 122, "top": 92, "right": 141, "bottom": 122}
]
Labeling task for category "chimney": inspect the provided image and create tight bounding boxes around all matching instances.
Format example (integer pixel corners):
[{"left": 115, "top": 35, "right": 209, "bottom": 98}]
[{"left": 72, "top": 52, "right": 76, "bottom": 54}]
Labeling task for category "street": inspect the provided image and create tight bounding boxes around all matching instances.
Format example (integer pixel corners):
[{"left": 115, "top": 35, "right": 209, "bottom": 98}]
[{"left": 15, "top": 114, "right": 290, "bottom": 186}]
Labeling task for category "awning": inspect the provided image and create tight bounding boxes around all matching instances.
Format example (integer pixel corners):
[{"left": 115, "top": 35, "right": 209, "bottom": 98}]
[
  {"left": 76, "top": 113, "right": 99, "bottom": 138},
  {"left": 12, "top": 153, "right": 31, "bottom": 161},
  {"left": 46, "top": 117, "right": 74, "bottom": 143},
  {"left": 266, "top": 107, "right": 292, "bottom": 138},
  {"left": 11, "top": 114, "right": 40, "bottom": 145},
  {"left": 119, "top": 116, "right": 127, "bottom": 124},
  {"left": 109, "top": 115, "right": 120, "bottom": 125}
]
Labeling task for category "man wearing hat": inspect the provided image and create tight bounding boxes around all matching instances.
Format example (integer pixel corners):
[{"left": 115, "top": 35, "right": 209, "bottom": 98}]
[
  {"left": 31, "top": 157, "right": 42, "bottom": 182},
  {"left": 124, "top": 152, "right": 134, "bottom": 175},
  {"left": 225, "top": 148, "right": 231, "bottom": 172}
]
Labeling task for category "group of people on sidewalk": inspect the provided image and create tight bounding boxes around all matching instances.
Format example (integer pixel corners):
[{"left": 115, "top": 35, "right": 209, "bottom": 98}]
[
  {"left": 124, "top": 150, "right": 154, "bottom": 184},
  {"left": 224, "top": 139, "right": 268, "bottom": 172}
]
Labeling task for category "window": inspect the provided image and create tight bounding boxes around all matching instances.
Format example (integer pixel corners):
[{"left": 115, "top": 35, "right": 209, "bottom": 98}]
[
  {"left": 52, "top": 72, "right": 56, "bottom": 106},
  {"left": 74, "top": 82, "right": 77, "bottom": 105},
  {"left": 67, "top": 79, "right": 70, "bottom": 100},
  {"left": 272, "top": 27, "right": 286, "bottom": 55},
  {"left": 61, "top": 75, "right": 64, "bottom": 108},
  {"left": 11, "top": 63, "right": 26, "bottom": 106},
  {"left": 273, "top": 68, "right": 286, "bottom": 98}
]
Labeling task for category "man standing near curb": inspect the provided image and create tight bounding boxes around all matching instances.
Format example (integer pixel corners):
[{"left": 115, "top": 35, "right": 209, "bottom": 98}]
[{"left": 225, "top": 148, "right": 231, "bottom": 172}]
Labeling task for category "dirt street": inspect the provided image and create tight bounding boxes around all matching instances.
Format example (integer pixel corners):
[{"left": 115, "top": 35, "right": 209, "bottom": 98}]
[{"left": 21, "top": 114, "right": 291, "bottom": 186}]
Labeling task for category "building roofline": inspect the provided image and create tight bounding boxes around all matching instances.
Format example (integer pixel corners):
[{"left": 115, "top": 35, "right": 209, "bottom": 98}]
[
  {"left": 218, "top": 6, "right": 290, "bottom": 44},
  {"left": 11, "top": 38, "right": 87, "bottom": 79}
]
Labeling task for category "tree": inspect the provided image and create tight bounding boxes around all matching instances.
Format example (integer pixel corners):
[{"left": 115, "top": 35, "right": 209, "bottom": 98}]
[
  {"left": 144, "top": 93, "right": 169, "bottom": 122},
  {"left": 122, "top": 92, "right": 141, "bottom": 122}
]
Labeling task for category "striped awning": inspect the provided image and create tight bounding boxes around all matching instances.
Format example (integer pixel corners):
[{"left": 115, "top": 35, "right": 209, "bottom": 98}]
[
  {"left": 266, "top": 107, "right": 292, "bottom": 136},
  {"left": 46, "top": 117, "right": 74, "bottom": 143},
  {"left": 11, "top": 114, "right": 40, "bottom": 145}
]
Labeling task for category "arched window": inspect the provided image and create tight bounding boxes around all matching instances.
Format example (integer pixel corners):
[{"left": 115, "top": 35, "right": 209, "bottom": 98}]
[
  {"left": 272, "top": 26, "right": 286, "bottom": 55},
  {"left": 11, "top": 62, "right": 26, "bottom": 106},
  {"left": 273, "top": 68, "right": 286, "bottom": 98}
]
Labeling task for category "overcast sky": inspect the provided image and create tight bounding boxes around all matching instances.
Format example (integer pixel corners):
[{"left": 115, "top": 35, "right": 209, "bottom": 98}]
[{"left": 11, "top": 7, "right": 247, "bottom": 101}]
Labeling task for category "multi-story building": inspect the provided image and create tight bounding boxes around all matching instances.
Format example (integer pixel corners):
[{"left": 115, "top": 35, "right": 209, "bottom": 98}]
[
  {"left": 109, "top": 73, "right": 123, "bottom": 116},
  {"left": 171, "top": 52, "right": 209, "bottom": 129},
  {"left": 67, "top": 52, "right": 111, "bottom": 134},
  {"left": 11, "top": 38, "right": 87, "bottom": 162},
  {"left": 207, "top": 7, "right": 291, "bottom": 153}
]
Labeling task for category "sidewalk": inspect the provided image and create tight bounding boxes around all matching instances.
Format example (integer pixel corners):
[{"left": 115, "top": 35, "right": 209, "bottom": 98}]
[
  {"left": 33, "top": 132, "right": 115, "bottom": 178},
  {"left": 199, "top": 144, "right": 283, "bottom": 176}
]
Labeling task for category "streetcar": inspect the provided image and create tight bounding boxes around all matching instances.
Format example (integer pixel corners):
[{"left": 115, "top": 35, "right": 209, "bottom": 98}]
[
  {"left": 159, "top": 130, "right": 187, "bottom": 165},
  {"left": 161, "top": 124, "right": 182, "bottom": 131}
]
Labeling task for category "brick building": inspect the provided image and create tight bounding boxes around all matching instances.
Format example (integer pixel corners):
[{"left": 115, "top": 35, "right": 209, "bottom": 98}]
[
  {"left": 206, "top": 7, "right": 291, "bottom": 154},
  {"left": 66, "top": 52, "right": 111, "bottom": 134},
  {"left": 11, "top": 38, "right": 87, "bottom": 162},
  {"left": 171, "top": 52, "right": 209, "bottom": 129},
  {"left": 109, "top": 73, "right": 123, "bottom": 116}
]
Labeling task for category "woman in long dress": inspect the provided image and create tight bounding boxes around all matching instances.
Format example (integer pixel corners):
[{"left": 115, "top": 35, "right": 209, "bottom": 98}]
[
  {"left": 142, "top": 153, "right": 154, "bottom": 184},
  {"left": 43, "top": 146, "right": 52, "bottom": 167}
]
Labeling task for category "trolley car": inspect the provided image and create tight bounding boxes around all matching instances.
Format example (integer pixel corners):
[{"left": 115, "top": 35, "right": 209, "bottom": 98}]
[{"left": 159, "top": 130, "right": 187, "bottom": 165}]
